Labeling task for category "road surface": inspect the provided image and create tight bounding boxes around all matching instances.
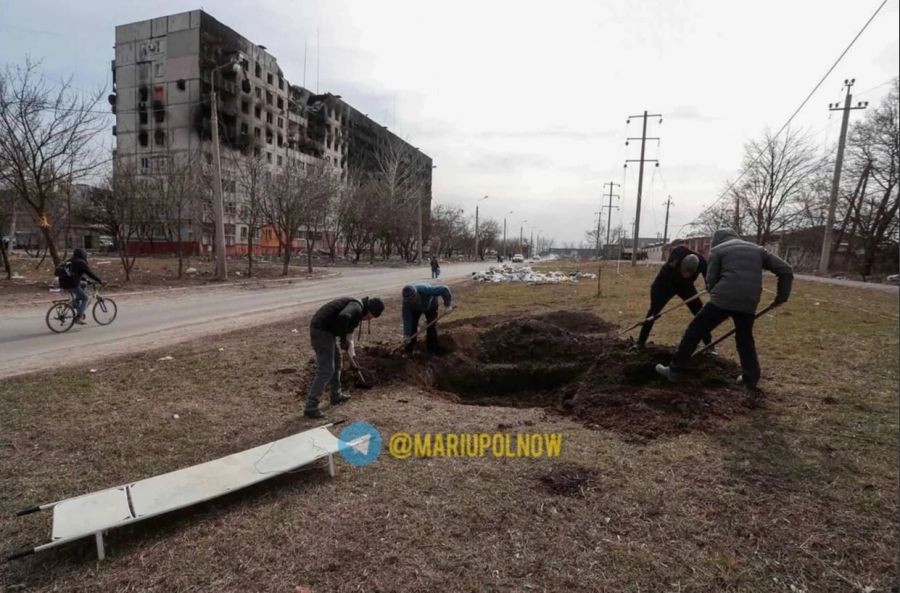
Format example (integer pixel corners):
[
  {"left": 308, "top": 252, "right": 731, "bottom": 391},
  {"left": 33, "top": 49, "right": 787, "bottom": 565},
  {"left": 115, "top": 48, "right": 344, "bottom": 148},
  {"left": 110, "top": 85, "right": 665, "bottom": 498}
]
[{"left": 0, "top": 263, "right": 485, "bottom": 379}]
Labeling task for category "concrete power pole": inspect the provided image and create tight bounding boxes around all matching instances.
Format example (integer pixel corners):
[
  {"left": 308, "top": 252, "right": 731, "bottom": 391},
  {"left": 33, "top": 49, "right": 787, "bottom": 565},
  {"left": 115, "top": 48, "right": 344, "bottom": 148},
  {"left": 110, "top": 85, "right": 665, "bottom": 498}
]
[
  {"left": 210, "top": 69, "right": 230, "bottom": 280},
  {"left": 601, "top": 181, "right": 620, "bottom": 258},
  {"left": 819, "top": 78, "right": 868, "bottom": 275},
  {"left": 626, "top": 111, "right": 661, "bottom": 266},
  {"left": 662, "top": 195, "right": 673, "bottom": 243}
]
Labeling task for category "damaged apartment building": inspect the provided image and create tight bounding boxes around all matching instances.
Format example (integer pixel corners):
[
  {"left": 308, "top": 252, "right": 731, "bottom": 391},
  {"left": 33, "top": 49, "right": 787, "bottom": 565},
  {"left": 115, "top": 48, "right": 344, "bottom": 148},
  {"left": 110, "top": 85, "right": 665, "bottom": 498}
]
[{"left": 110, "top": 9, "right": 432, "bottom": 255}]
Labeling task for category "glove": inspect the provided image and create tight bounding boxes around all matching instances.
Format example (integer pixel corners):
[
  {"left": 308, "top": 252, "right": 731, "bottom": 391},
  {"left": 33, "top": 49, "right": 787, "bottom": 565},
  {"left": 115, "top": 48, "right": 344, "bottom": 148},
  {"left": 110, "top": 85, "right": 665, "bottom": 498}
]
[
  {"left": 347, "top": 340, "right": 357, "bottom": 359},
  {"left": 444, "top": 305, "right": 453, "bottom": 314}
]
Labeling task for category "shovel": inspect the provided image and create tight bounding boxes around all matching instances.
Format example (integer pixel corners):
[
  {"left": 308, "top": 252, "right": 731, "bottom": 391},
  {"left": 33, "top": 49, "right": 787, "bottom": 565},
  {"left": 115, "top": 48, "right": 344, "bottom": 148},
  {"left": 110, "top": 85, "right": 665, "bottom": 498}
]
[
  {"left": 347, "top": 352, "right": 375, "bottom": 388},
  {"left": 618, "top": 290, "right": 708, "bottom": 336},
  {"left": 693, "top": 302, "right": 778, "bottom": 357}
]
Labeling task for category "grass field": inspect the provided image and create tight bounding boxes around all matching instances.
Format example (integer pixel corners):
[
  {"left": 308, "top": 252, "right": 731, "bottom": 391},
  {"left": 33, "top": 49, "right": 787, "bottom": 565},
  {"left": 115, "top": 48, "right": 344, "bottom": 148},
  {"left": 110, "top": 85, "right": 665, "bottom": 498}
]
[{"left": 1, "top": 262, "right": 897, "bottom": 592}]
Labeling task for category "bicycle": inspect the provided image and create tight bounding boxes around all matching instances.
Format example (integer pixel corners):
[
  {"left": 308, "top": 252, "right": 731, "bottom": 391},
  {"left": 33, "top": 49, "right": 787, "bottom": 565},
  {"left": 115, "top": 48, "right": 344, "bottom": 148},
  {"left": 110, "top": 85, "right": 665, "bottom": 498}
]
[{"left": 45, "top": 282, "right": 118, "bottom": 333}]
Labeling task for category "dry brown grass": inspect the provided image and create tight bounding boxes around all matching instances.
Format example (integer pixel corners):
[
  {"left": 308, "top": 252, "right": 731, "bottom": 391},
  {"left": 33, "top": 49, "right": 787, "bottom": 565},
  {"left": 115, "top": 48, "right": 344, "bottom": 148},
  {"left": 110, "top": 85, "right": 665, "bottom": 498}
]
[{"left": 1, "top": 261, "right": 897, "bottom": 592}]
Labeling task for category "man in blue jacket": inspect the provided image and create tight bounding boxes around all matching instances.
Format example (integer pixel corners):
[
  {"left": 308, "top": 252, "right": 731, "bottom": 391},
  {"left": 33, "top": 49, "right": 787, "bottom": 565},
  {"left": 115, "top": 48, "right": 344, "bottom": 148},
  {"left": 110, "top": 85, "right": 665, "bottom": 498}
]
[
  {"left": 655, "top": 228, "right": 793, "bottom": 391},
  {"left": 402, "top": 283, "right": 452, "bottom": 355}
]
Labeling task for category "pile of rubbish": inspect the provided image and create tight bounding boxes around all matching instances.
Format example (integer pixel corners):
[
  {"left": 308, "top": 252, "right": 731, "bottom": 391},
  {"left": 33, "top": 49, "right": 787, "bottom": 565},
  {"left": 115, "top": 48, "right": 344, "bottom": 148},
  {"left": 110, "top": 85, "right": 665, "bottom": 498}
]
[{"left": 472, "top": 265, "right": 597, "bottom": 284}]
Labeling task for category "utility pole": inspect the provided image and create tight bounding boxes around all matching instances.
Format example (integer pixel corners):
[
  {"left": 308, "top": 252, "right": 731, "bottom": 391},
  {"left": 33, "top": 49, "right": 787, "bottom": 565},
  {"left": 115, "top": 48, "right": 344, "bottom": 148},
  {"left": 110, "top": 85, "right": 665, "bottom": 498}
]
[
  {"left": 625, "top": 110, "right": 662, "bottom": 266},
  {"left": 474, "top": 195, "right": 488, "bottom": 261},
  {"left": 519, "top": 220, "right": 527, "bottom": 255},
  {"left": 662, "top": 195, "right": 673, "bottom": 243},
  {"left": 733, "top": 194, "right": 740, "bottom": 233},
  {"left": 819, "top": 78, "right": 868, "bottom": 275},
  {"left": 503, "top": 210, "right": 513, "bottom": 260},
  {"left": 601, "top": 181, "right": 621, "bottom": 258},
  {"left": 594, "top": 212, "right": 603, "bottom": 258},
  {"left": 209, "top": 60, "right": 241, "bottom": 281}
]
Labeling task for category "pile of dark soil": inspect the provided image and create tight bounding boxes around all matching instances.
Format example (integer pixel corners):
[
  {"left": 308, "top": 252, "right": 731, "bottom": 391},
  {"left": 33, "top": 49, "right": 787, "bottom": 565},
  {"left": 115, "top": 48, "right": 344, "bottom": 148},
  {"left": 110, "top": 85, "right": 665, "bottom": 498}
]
[
  {"left": 350, "top": 311, "right": 750, "bottom": 439},
  {"left": 564, "top": 343, "right": 747, "bottom": 439}
]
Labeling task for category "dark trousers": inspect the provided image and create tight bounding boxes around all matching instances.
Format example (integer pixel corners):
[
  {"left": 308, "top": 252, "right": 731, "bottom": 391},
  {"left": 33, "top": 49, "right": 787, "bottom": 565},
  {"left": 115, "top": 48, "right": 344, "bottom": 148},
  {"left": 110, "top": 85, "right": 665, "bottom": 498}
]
[
  {"left": 638, "top": 282, "right": 711, "bottom": 346},
  {"left": 670, "top": 302, "right": 760, "bottom": 387},
  {"left": 406, "top": 305, "right": 439, "bottom": 354},
  {"left": 306, "top": 328, "right": 343, "bottom": 411}
]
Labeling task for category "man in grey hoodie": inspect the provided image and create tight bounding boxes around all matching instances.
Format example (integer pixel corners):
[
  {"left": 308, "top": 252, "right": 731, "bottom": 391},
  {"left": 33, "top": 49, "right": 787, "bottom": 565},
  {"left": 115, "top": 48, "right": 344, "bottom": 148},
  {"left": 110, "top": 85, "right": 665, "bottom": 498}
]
[{"left": 655, "top": 228, "right": 793, "bottom": 390}]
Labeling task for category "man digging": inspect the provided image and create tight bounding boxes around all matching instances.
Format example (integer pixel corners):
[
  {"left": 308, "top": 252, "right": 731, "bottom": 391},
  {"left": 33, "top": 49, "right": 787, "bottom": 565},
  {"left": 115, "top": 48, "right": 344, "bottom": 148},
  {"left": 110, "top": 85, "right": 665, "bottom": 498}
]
[
  {"left": 655, "top": 228, "right": 793, "bottom": 392},
  {"left": 304, "top": 296, "right": 385, "bottom": 419},
  {"left": 402, "top": 283, "right": 453, "bottom": 355},
  {"left": 636, "top": 243, "right": 714, "bottom": 353}
]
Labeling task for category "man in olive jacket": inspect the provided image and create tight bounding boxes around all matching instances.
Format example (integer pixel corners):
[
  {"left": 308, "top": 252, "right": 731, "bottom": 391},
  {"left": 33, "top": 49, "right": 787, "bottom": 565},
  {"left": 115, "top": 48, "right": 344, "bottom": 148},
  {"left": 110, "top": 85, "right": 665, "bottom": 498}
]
[{"left": 655, "top": 228, "right": 793, "bottom": 390}]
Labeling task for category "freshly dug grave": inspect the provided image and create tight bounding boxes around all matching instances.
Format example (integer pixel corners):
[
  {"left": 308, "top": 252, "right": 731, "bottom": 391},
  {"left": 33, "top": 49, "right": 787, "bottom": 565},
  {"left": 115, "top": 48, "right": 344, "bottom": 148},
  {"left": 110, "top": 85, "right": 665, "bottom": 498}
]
[{"left": 349, "top": 311, "right": 749, "bottom": 439}]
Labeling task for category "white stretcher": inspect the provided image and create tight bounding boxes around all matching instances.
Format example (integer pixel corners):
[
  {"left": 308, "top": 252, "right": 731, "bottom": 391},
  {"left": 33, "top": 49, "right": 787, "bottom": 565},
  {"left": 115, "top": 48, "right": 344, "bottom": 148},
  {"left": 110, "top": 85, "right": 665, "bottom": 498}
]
[{"left": 6, "top": 424, "right": 368, "bottom": 561}]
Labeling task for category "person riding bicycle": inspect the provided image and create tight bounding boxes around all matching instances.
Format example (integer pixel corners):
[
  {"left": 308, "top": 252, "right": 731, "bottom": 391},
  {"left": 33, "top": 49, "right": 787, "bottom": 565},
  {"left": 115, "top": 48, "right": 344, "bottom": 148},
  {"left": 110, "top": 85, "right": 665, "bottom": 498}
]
[{"left": 58, "top": 248, "right": 103, "bottom": 325}]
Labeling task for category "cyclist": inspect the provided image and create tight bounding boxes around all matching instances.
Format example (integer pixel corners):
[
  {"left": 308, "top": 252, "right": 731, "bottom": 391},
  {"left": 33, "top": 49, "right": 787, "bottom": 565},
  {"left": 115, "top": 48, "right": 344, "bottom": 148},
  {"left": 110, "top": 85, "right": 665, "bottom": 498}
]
[{"left": 58, "top": 248, "right": 103, "bottom": 325}]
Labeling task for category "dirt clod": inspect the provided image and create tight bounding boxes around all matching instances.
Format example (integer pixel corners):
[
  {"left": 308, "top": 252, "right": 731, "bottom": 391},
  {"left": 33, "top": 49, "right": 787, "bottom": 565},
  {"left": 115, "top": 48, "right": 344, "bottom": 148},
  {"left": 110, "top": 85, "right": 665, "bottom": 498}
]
[{"left": 539, "top": 466, "right": 596, "bottom": 497}]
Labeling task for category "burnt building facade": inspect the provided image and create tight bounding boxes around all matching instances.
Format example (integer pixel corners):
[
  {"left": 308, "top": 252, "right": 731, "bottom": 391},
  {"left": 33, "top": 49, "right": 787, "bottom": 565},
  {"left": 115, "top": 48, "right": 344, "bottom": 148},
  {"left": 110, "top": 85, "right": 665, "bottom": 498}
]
[{"left": 110, "top": 9, "right": 432, "bottom": 254}]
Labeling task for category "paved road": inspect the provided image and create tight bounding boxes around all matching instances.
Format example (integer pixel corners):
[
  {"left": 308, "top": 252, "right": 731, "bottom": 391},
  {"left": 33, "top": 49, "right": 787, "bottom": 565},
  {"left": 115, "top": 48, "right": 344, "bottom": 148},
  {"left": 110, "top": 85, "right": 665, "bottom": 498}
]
[
  {"left": 793, "top": 273, "right": 899, "bottom": 294},
  {"left": 0, "top": 263, "right": 485, "bottom": 379}
]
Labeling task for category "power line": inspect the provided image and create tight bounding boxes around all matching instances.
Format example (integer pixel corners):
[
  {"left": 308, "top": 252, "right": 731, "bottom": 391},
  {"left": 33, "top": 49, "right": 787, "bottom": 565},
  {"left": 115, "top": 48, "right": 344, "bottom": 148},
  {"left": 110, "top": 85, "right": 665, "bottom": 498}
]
[{"left": 677, "top": 0, "right": 889, "bottom": 236}]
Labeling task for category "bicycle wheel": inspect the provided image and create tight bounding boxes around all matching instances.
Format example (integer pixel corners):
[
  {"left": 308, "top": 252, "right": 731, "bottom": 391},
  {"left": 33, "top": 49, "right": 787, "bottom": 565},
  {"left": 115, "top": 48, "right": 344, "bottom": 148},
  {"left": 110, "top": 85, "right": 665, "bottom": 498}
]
[
  {"left": 46, "top": 302, "right": 76, "bottom": 333},
  {"left": 93, "top": 297, "right": 118, "bottom": 326}
]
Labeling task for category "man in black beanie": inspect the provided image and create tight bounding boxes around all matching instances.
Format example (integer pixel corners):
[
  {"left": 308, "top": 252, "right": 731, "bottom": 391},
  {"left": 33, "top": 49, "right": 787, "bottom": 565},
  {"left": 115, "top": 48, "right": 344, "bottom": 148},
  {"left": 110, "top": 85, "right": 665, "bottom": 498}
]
[{"left": 304, "top": 296, "right": 385, "bottom": 419}]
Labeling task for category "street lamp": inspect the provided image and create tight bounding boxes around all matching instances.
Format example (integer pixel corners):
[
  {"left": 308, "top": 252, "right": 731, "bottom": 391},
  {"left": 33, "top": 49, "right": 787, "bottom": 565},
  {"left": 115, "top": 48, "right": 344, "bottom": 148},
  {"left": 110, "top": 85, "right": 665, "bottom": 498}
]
[
  {"left": 209, "top": 54, "right": 243, "bottom": 281},
  {"left": 530, "top": 226, "right": 540, "bottom": 258},
  {"left": 519, "top": 219, "right": 528, "bottom": 256},
  {"left": 474, "top": 195, "right": 489, "bottom": 261},
  {"left": 502, "top": 210, "right": 514, "bottom": 261}
]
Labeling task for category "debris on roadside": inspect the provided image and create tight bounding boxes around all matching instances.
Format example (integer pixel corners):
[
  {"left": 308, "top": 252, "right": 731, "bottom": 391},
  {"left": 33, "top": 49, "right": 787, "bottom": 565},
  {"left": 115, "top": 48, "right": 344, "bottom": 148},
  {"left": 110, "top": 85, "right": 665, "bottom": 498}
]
[{"left": 472, "top": 265, "right": 597, "bottom": 284}]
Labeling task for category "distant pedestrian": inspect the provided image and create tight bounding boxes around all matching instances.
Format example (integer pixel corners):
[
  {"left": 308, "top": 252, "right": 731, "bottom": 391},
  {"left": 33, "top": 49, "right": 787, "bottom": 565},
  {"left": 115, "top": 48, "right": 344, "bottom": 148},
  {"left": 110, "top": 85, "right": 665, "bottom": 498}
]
[
  {"left": 430, "top": 256, "right": 440, "bottom": 279},
  {"left": 304, "top": 296, "right": 385, "bottom": 419},
  {"left": 655, "top": 229, "right": 793, "bottom": 391}
]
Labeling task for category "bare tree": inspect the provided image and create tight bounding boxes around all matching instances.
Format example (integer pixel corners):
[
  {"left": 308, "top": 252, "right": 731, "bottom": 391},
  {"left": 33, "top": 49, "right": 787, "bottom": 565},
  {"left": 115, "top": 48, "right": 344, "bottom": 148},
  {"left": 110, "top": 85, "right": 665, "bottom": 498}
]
[
  {"left": 690, "top": 199, "right": 735, "bottom": 237},
  {"left": 0, "top": 188, "right": 11, "bottom": 278},
  {"left": 148, "top": 153, "right": 204, "bottom": 278},
  {"left": 370, "top": 138, "right": 431, "bottom": 262},
  {"left": 842, "top": 79, "right": 900, "bottom": 276},
  {"left": 0, "top": 60, "right": 106, "bottom": 265},
  {"left": 233, "top": 151, "right": 267, "bottom": 277},
  {"left": 263, "top": 158, "right": 337, "bottom": 275},
  {"left": 298, "top": 162, "right": 339, "bottom": 274},
  {"left": 477, "top": 218, "right": 500, "bottom": 260},
  {"left": 85, "top": 160, "right": 147, "bottom": 281},
  {"left": 730, "top": 128, "right": 822, "bottom": 245}
]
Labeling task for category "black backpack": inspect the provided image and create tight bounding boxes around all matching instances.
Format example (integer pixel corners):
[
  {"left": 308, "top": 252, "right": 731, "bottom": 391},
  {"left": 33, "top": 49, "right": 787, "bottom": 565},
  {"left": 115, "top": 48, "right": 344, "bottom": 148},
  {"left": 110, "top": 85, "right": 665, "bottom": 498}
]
[{"left": 55, "top": 261, "right": 76, "bottom": 288}]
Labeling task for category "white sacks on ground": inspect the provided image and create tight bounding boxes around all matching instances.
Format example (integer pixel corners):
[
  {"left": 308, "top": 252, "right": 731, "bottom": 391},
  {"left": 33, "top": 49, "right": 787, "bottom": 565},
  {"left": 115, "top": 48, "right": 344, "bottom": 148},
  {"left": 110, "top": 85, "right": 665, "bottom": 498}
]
[{"left": 471, "top": 265, "right": 597, "bottom": 285}]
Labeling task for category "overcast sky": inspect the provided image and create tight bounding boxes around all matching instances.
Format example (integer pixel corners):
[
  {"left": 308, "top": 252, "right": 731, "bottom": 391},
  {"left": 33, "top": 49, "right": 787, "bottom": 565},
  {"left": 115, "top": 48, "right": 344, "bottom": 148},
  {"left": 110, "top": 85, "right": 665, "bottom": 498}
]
[{"left": 1, "top": 0, "right": 897, "bottom": 244}]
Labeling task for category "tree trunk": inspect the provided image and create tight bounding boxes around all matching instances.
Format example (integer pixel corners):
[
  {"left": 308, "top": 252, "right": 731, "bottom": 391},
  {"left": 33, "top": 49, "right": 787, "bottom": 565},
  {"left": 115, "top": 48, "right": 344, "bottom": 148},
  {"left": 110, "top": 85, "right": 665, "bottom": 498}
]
[
  {"left": 281, "top": 237, "right": 292, "bottom": 275},
  {"left": 0, "top": 239, "right": 11, "bottom": 279},
  {"left": 247, "top": 232, "right": 254, "bottom": 278},
  {"left": 37, "top": 218, "right": 61, "bottom": 265}
]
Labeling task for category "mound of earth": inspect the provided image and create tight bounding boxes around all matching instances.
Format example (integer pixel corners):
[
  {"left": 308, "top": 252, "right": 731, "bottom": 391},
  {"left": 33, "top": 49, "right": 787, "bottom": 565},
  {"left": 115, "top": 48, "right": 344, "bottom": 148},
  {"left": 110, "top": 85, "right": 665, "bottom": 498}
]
[{"left": 350, "top": 311, "right": 750, "bottom": 439}]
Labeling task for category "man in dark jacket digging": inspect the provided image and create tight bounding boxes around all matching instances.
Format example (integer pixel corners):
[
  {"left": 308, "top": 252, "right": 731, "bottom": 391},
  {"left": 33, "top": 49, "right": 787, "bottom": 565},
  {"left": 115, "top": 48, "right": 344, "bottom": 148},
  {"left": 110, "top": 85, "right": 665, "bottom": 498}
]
[
  {"left": 655, "top": 228, "right": 793, "bottom": 391},
  {"left": 636, "top": 244, "right": 713, "bottom": 352},
  {"left": 304, "top": 296, "right": 385, "bottom": 419},
  {"left": 402, "top": 283, "right": 452, "bottom": 355}
]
